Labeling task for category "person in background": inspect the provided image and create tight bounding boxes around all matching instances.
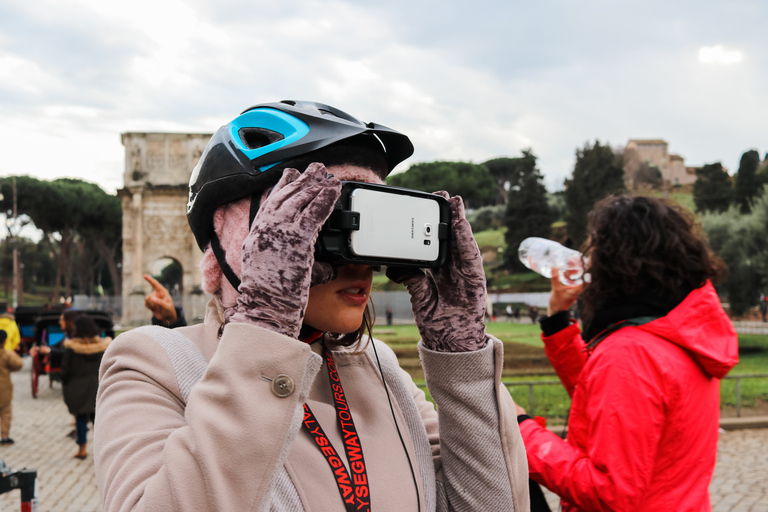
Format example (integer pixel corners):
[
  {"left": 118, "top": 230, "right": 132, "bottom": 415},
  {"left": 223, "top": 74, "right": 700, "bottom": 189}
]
[
  {"left": 61, "top": 314, "right": 112, "bottom": 460},
  {"left": 0, "top": 330, "right": 23, "bottom": 445},
  {"left": 528, "top": 305, "right": 538, "bottom": 324},
  {"left": 517, "top": 195, "right": 738, "bottom": 511},
  {"left": 759, "top": 292, "right": 767, "bottom": 323},
  {"left": 143, "top": 274, "right": 187, "bottom": 328},
  {"left": 0, "top": 311, "right": 20, "bottom": 354}
]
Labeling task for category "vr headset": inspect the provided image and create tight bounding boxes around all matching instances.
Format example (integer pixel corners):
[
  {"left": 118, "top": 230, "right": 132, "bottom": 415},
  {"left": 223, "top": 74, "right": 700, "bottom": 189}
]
[{"left": 316, "top": 182, "right": 451, "bottom": 269}]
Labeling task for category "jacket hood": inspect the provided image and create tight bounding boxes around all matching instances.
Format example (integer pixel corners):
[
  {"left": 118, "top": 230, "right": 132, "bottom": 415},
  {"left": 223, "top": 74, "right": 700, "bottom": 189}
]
[
  {"left": 64, "top": 336, "right": 112, "bottom": 355},
  {"left": 636, "top": 281, "right": 738, "bottom": 378}
]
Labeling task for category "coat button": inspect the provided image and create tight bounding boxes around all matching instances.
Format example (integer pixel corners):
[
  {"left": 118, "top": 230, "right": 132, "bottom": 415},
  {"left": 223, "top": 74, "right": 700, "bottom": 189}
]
[{"left": 272, "top": 375, "right": 294, "bottom": 398}]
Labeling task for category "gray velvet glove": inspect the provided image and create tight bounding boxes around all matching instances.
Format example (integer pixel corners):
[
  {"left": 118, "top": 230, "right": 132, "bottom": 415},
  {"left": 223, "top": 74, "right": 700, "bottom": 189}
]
[
  {"left": 226, "top": 162, "right": 342, "bottom": 338},
  {"left": 387, "top": 192, "right": 487, "bottom": 352}
]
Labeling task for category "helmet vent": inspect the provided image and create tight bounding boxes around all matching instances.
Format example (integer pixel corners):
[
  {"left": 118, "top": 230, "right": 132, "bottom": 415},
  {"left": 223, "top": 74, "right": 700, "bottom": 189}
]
[{"left": 239, "top": 128, "right": 285, "bottom": 150}]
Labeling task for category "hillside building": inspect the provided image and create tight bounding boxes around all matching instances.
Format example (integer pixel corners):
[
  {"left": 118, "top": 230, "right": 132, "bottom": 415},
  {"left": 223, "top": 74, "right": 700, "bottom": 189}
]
[{"left": 623, "top": 139, "right": 697, "bottom": 189}]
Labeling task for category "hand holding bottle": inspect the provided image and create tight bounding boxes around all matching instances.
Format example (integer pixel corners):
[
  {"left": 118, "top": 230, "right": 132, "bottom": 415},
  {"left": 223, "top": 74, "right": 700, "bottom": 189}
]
[{"left": 548, "top": 267, "right": 584, "bottom": 315}]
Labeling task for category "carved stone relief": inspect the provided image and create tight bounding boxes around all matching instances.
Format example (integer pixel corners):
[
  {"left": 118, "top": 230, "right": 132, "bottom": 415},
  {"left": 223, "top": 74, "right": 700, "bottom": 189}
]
[{"left": 120, "top": 132, "right": 212, "bottom": 326}]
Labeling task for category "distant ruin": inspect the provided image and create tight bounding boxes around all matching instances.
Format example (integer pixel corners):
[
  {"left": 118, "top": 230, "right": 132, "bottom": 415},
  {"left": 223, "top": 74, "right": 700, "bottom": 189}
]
[
  {"left": 623, "top": 139, "right": 699, "bottom": 189},
  {"left": 118, "top": 132, "right": 211, "bottom": 326}
]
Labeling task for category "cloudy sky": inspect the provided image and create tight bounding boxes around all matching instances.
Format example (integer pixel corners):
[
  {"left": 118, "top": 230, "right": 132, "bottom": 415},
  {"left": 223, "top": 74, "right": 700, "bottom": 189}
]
[{"left": 0, "top": 0, "right": 766, "bottom": 195}]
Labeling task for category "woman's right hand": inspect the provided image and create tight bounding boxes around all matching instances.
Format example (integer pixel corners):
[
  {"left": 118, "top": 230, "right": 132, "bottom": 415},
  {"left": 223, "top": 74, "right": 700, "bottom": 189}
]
[
  {"left": 548, "top": 267, "right": 584, "bottom": 315},
  {"left": 226, "top": 163, "right": 341, "bottom": 338}
]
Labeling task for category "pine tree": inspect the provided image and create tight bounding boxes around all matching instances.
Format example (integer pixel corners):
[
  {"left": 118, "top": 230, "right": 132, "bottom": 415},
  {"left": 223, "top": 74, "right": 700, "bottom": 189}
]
[
  {"left": 693, "top": 163, "right": 732, "bottom": 213},
  {"left": 502, "top": 151, "right": 553, "bottom": 270},
  {"left": 734, "top": 150, "right": 761, "bottom": 214},
  {"left": 563, "top": 140, "right": 625, "bottom": 246}
]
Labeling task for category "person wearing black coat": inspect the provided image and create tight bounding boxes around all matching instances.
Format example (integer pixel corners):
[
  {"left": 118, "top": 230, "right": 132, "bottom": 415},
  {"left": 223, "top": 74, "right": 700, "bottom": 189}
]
[{"left": 60, "top": 315, "right": 112, "bottom": 460}]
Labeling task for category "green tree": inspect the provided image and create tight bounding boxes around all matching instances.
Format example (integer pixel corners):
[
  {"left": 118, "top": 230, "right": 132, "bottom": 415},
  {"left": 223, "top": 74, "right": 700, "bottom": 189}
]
[
  {"left": 502, "top": 151, "right": 554, "bottom": 270},
  {"left": 563, "top": 140, "right": 625, "bottom": 246},
  {"left": 386, "top": 161, "right": 497, "bottom": 209},
  {"left": 483, "top": 157, "right": 520, "bottom": 205},
  {"left": 734, "top": 150, "right": 761, "bottom": 214},
  {"left": 467, "top": 205, "right": 505, "bottom": 232},
  {"left": 758, "top": 154, "right": 768, "bottom": 187},
  {"left": 80, "top": 188, "right": 123, "bottom": 295},
  {"left": 702, "top": 187, "right": 768, "bottom": 315},
  {"left": 693, "top": 163, "right": 732, "bottom": 213},
  {"left": 633, "top": 163, "right": 663, "bottom": 190},
  {"left": 0, "top": 176, "right": 122, "bottom": 301},
  {"left": 1, "top": 237, "right": 57, "bottom": 300}
]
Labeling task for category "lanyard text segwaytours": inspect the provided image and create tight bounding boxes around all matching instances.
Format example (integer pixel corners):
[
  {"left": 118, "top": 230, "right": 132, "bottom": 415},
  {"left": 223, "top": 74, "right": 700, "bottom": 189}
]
[{"left": 302, "top": 342, "right": 371, "bottom": 512}]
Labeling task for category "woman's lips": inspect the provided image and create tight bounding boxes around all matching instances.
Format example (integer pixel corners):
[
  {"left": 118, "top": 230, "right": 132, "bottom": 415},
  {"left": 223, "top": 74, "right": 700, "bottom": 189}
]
[{"left": 336, "top": 283, "right": 370, "bottom": 306}]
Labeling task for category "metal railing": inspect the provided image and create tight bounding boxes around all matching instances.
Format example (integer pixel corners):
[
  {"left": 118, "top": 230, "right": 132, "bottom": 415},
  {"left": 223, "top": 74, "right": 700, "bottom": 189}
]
[
  {"left": 416, "top": 373, "right": 768, "bottom": 418},
  {"left": 415, "top": 379, "right": 561, "bottom": 417},
  {"left": 501, "top": 379, "right": 561, "bottom": 417},
  {"left": 722, "top": 373, "right": 768, "bottom": 417}
]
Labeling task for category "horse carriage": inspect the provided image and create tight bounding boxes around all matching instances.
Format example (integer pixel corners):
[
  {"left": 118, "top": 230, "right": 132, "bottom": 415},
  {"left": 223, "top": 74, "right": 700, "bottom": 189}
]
[
  {"left": 27, "top": 309, "right": 114, "bottom": 398},
  {"left": 8, "top": 305, "right": 45, "bottom": 357}
]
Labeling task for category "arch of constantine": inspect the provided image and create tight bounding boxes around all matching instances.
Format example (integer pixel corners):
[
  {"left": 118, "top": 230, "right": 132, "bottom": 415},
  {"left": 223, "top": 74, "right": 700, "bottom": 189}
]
[{"left": 119, "top": 132, "right": 211, "bottom": 326}]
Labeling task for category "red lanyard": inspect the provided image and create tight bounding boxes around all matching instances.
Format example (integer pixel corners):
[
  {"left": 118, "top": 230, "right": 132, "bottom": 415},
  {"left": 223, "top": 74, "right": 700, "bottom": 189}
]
[{"left": 302, "top": 343, "right": 371, "bottom": 512}]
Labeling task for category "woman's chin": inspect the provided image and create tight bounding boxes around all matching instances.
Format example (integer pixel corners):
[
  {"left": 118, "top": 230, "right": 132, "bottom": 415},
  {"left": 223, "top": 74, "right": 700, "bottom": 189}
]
[{"left": 305, "top": 315, "right": 363, "bottom": 336}]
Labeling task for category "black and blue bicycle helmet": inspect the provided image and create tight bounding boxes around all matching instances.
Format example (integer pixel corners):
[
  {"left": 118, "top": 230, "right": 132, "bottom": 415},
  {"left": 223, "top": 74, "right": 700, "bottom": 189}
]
[{"left": 187, "top": 100, "right": 414, "bottom": 252}]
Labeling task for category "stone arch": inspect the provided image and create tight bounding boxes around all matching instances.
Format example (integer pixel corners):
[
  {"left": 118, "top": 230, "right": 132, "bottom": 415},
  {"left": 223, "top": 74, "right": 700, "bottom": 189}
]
[
  {"left": 119, "top": 132, "right": 212, "bottom": 326},
  {"left": 150, "top": 256, "right": 184, "bottom": 296}
]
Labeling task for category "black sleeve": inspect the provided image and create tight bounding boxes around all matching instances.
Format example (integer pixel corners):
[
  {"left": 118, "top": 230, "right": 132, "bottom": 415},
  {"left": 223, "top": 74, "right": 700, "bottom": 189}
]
[
  {"left": 151, "top": 306, "right": 188, "bottom": 329},
  {"left": 538, "top": 310, "right": 571, "bottom": 337}
]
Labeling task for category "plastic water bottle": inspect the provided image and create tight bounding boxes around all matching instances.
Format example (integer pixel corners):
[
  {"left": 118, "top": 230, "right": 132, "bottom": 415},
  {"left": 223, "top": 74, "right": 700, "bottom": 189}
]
[{"left": 518, "top": 237, "right": 585, "bottom": 286}]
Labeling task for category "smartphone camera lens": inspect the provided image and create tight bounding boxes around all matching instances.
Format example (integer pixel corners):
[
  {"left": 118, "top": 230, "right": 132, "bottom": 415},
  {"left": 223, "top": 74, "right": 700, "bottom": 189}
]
[{"left": 424, "top": 224, "right": 433, "bottom": 236}]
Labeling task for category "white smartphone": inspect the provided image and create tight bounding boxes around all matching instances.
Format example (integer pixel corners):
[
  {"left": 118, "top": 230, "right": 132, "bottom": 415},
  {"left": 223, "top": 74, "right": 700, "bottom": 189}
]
[{"left": 317, "top": 182, "right": 450, "bottom": 268}]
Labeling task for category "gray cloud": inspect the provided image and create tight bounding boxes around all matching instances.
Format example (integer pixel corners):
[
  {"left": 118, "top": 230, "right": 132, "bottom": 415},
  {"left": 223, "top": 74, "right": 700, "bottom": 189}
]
[{"left": 0, "top": 0, "right": 766, "bottom": 194}]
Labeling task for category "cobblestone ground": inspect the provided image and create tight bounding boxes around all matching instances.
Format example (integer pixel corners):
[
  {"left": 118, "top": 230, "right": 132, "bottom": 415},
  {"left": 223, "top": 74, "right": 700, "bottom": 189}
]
[
  {"left": 0, "top": 358, "right": 101, "bottom": 512},
  {"left": 0, "top": 358, "right": 765, "bottom": 511}
]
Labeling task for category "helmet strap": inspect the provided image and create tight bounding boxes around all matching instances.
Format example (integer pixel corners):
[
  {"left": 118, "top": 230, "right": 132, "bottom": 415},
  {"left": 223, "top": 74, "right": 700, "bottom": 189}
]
[
  {"left": 210, "top": 191, "right": 264, "bottom": 294},
  {"left": 210, "top": 231, "right": 242, "bottom": 293}
]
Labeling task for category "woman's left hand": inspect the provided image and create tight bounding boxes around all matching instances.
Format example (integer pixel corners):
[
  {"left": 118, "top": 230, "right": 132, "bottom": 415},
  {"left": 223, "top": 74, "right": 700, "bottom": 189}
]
[
  {"left": 227, "top": 163, "right": 341, "bottom": 338},
  {"left": 387, "top": 192, "right": 487, "bottom": 352}
]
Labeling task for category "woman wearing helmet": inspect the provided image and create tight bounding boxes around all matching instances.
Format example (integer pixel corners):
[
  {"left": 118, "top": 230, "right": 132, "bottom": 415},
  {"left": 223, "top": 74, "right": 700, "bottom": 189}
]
[{"left": 94, "top": 101, "right": 530, "bottom": 511}]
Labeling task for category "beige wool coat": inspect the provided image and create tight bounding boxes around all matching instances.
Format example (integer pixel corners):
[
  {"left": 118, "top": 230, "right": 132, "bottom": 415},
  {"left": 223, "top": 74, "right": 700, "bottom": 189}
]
[
  {"left": 0, "top": 349, "right": 23, "bottom": 408},
  {"left": 95, "top": 300, "right": 529, "bottom": 511}
]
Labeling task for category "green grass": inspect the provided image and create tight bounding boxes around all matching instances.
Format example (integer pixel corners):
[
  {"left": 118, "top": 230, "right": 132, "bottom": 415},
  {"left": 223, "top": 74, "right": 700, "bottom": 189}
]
[
  {"left": 485, "top": 322, "right": 544, "bottom": 346},
  {"left": 490, "top": 271, "right": 552, "bottom": 292},
  {"left": 373, "top": 321, "right": 544, "bottom": 347},
  {"left": 646, "top": 190, "right": 696, "bottom": 213},
  {"left": 720, "top": 334, "right": 768, "bottom": 409},
  {"left": 474, "top": 227, "right": 506, "bottom": 250},
  {"left": 0, "top": 286, "right": 59, "bottom": 307},
  {"left": 379, "top": 322, "right": 768, "bottom": 420}
]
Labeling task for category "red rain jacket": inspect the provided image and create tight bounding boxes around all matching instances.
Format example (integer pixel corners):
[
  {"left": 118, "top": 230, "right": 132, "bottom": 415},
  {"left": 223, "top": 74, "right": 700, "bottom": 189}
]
[{"left": 520, "top": 281, "right": 738, "bottom": 511}]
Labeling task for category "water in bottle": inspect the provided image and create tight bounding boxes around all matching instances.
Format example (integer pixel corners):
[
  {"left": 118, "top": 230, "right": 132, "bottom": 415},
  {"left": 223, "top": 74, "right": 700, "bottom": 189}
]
[{"left": 518, "top": 237, "right": 585, "bottom": 286}]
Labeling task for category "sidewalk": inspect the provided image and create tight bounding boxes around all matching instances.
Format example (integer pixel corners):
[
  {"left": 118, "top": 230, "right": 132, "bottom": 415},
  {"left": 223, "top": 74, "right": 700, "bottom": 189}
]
[
  {"left": 0, "top": 358, "right": 765, "bottom": 511},
  {"left": 0, "top": 358, "right": 100, "bottom": 512}
]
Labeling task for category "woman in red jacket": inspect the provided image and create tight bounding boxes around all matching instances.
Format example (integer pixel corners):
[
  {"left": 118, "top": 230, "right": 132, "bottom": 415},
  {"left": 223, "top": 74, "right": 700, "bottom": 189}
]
[{"left": 518, "top": 195, "right": 738, "bottom": 511}]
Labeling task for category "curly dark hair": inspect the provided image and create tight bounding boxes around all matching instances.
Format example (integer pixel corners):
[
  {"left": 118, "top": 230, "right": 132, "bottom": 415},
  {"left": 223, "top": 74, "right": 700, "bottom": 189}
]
[{"left": 579, "top": 195, "right": 725, "bottom": 326}]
